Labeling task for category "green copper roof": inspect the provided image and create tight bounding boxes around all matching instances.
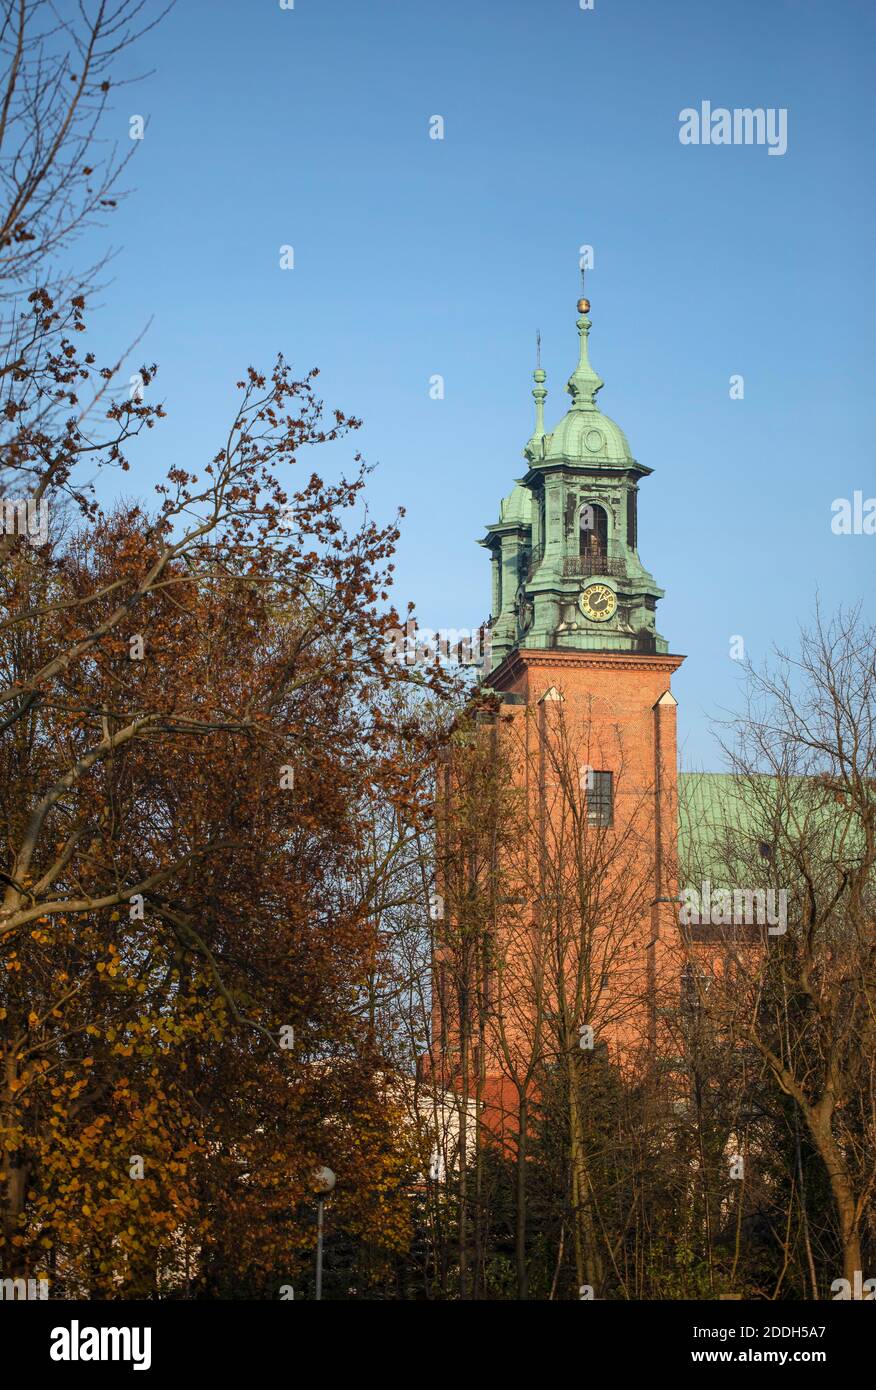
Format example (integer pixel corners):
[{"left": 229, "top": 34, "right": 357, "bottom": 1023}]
[
  {"left": 678, "top": 773, "right": 756, "bottom": 879},
  {"left": 677, "top": 771, "right": 866, "bottom": 895}
]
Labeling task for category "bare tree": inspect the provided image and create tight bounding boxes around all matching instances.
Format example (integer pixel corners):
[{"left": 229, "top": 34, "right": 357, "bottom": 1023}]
[{"left": 679, "top": 606, "right": 876, "bottom": 1289}]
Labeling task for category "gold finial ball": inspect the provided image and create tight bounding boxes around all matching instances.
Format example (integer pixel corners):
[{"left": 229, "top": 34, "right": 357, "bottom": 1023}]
[{"left": 577, "top": 297, "right": 591, "bottom": 313}]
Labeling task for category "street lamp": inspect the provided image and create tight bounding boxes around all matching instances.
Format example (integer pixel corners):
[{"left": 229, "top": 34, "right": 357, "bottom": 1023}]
[{"left": 313, "top": 1165, "right": 336, "bottom": 1300}]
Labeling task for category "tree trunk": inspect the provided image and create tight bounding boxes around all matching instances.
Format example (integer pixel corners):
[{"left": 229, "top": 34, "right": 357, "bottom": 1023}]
[
  {"left": 515, "top": 1091, "right": 529, "bottom": 1299},
  {"left": 808, "top": 1110, "right": 862, "bottom": 1285},
  {"left": 566, "top": 1053, "right": 604, "bottom": 1295}
]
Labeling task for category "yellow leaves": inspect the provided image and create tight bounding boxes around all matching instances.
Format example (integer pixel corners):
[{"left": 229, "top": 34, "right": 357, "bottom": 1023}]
[
  {"left": 27, "top": 1011, "right": 39, "bottom": 1026},
  {"left": 0, "top": 1007, "right": 6, "bottom": 1020},
  {"left": 110, "top": 913, "right": 121, "bottom": 922}
]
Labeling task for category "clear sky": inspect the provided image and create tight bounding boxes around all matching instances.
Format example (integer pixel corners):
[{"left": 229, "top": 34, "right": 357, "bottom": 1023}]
[{"left": 78, "top": 0, "right": 875, "bottom": 767}]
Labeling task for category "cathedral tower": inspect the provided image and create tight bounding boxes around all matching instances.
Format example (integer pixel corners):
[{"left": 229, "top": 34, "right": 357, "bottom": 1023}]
[{"left": 461, "top": 291, "right": 686, "bottom": 1109}]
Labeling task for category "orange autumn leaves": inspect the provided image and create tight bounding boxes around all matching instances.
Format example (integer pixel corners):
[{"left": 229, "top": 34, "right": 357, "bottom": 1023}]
[{"left": 1, "top": 349, "right": 450, "bottom": 1295}]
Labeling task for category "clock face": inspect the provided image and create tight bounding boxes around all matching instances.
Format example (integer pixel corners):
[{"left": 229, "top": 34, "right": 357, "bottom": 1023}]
[{"left": 578, "top": 583, "right": 617, "bottom": 623}]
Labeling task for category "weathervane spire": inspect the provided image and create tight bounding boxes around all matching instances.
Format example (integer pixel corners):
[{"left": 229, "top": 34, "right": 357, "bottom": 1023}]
[
  {"left": 578, "top": 262, "right": 591, "bottom": 316},
  {"left": 530, "top": 332, "right": 547, "bottom": 442},
  {"left": 568, "top": 286, "right": 602, "bottom": 409}
]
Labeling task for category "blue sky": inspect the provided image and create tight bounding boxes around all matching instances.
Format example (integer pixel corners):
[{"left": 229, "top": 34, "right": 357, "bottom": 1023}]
[{"left": 79, "top": 0, "right": 875, "bottom": 767}]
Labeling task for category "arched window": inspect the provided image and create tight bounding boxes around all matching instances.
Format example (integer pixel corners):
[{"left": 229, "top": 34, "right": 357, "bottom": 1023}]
[{"left": 579, "top": 502, "right": 608, "bottom": 561}]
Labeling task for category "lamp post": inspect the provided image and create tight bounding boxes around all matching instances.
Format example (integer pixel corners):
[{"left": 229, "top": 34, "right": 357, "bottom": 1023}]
[{"left": 313, "top": 1165, "right": 336, "bottom": 1300}]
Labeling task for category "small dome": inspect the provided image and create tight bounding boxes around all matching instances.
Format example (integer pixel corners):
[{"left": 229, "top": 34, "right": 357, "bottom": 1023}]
[
  {"left": 545, "top": 408, "right": 632, "bottom": 464},
  {"left": 499, "top": 483, "right": 532, "bottom": 525}
]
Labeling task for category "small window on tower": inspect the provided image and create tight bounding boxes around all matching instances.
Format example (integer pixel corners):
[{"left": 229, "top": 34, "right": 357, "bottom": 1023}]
[
  {"left": 626, "top": 489, "right": 637, "bottom": 550},
  {"left": 586, "top": 771, "right": 613, "bottom": 827}
]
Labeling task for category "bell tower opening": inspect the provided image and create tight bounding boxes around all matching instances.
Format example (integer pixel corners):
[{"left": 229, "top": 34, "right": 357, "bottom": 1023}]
[{"left": 580, "top": 503, "right": 608, "bottom": 563}]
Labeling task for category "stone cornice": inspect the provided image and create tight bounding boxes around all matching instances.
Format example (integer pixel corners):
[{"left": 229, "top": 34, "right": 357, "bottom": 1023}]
[
  {"left": 520, "top": 460, "right": 653, "bottom": 483},
  {"left": 490, "top": 647, "right": 686, "bottom": 686}
]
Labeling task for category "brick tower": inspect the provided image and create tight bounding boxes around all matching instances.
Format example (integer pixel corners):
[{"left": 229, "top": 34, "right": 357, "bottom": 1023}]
[{"left": 431, "top": 290, "right": 686, "bottom": 1136}]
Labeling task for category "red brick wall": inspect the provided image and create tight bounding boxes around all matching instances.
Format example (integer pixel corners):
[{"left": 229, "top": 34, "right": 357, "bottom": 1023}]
[{"left": 428, "top": 649, "right": 686, "bottom": 1142}]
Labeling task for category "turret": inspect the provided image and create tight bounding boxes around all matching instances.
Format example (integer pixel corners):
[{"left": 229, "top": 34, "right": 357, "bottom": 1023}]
[{"left": 482, "top": 286, "right": 668, "bottom": 678}]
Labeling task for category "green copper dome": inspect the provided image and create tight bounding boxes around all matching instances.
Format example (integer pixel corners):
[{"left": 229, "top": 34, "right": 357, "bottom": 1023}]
[
  {"left": 545, "top": 406, "right": 633, "bottom": 464},
  {"left": 498, "top": 483, "right": 532, "bottom": 525}
]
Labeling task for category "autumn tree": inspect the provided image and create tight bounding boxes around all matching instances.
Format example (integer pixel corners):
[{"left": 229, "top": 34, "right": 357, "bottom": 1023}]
[{"left": 0, "top": 0, "right": 450, "bottom": 1296}]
